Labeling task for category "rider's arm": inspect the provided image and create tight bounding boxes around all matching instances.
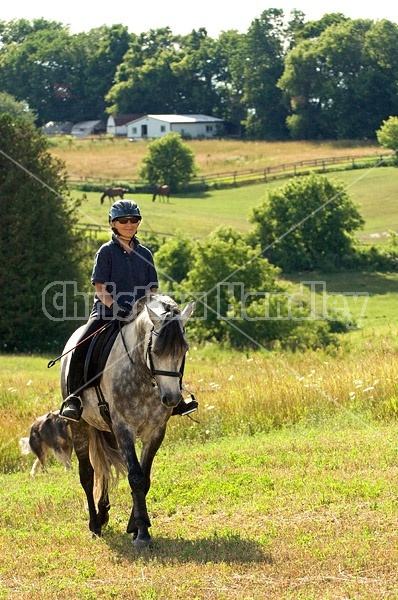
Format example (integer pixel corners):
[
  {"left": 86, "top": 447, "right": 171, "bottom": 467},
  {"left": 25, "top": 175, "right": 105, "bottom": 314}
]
[{"left": 94, "top": 282, "right": 114, "bottom": 308}]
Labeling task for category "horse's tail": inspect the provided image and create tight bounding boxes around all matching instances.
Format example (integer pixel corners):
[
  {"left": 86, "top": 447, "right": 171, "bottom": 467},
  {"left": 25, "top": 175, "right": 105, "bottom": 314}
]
[
  {"left": 89, "top": 428, "right": 126, "bottom": 505},
  {"left": 152, "top": 193, "right": 156, "bottom": 202},
  {"left": 100, "top": 193, "right": 106, "bottom": 204}
]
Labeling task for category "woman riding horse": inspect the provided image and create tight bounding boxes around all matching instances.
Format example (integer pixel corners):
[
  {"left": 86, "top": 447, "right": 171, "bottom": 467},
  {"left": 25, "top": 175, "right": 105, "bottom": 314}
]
[
  {"left": 59, "top": 293, "right": 195, "bottom": 546},
  {"left": 60, "top": 199, "right": 198, "bottom": 422}
]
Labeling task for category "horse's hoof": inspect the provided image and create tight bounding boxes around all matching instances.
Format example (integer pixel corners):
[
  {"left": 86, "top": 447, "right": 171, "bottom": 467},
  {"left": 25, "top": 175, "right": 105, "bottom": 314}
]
[{"left": 132, "top": 534, "right": 152, "bottom": 549}]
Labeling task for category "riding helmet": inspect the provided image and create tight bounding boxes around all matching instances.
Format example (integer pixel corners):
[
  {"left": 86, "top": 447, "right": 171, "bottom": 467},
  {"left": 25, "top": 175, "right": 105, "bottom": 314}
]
[{"left": 109, "top": 200, "right": 142, "bottom": 223}]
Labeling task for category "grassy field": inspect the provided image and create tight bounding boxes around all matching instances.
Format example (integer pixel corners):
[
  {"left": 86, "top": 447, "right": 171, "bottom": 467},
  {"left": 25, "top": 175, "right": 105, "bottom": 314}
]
[
  {"left": 49, "top": 137, "right": 381, "bottom": 181},
  {"left": 72, "top": 165, "right": 398, "bottom": 245},
  {"left": 1, "top": 422, "right": 398, "bottom": 599},
  {"left": 1, "top": 140, "right": 398, "bottom": 599}
]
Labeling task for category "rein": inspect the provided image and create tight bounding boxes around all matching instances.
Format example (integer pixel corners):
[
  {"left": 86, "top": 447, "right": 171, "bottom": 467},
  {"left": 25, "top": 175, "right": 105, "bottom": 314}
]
[
  {"left": 120, "top": 325, "right": 184, "bottom": 383},
  {"left": 47, "top": 321, "right": 113, "bottom": 368},
  {"left": 120, "top": 314, "right": 197, "bottom": 410}
]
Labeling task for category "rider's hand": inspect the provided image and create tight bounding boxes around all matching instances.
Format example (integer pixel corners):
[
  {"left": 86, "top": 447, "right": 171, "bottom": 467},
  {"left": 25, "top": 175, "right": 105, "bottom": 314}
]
[{"left": 112, "top": 302, "right": 132, "bottom": 319}]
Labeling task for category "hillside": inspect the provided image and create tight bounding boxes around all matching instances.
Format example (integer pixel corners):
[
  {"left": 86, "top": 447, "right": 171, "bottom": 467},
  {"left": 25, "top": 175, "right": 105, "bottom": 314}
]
[{"left": 50, "top": 138, "right": 381, "bottom": 181}]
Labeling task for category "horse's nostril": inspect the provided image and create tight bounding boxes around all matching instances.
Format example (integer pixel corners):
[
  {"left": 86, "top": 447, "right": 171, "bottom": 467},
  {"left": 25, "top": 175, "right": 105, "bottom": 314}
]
[{"left": 161, "top": 395, "right": 181, "bottom": 408}]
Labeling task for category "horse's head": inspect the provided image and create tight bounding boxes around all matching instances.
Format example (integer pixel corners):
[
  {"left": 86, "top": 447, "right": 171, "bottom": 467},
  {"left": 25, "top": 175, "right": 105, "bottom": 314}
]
[{"left": 144, "top": 296, "right": 194, "bottom": 408}]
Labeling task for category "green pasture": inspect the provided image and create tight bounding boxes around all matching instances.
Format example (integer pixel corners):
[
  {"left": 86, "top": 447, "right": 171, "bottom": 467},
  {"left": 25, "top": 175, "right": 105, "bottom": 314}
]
[
  {"left": 73, "top": 165, "right": 398, "bottom": 244},
  {"left": 1, "top": 419, "right": 398, "bottom": 598},
  {"left": 1, "top": 163, "right": 398, "bottom": 598}
]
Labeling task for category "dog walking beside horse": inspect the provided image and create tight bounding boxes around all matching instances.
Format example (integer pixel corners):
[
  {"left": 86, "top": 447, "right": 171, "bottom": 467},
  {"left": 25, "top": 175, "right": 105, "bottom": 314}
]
[{"left": 20, "top": 410, "right": 73, "bottom": 476}]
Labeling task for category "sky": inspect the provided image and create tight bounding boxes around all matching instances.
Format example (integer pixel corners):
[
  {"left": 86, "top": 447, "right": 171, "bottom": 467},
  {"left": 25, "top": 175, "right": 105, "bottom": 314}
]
[{"left": 1, "top": 1, "right": 398, "bottom": 37}]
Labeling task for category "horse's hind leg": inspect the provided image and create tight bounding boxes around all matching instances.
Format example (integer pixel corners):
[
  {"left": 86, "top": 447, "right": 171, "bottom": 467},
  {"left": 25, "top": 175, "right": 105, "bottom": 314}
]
[
  {"left": 97, "top": 486, "right": 110, "bottom": 528},
  {"left": 73, "top": 422, "right": 103, "bottom": 537}
]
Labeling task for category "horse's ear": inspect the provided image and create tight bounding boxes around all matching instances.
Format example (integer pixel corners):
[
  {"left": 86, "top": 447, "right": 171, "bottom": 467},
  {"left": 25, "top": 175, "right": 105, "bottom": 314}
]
[
  {"left": 146, "top": 305, "right": 163, "bottom": 330},
  {"left": 180, "top": 301, "right": 195, "bottom": 327}
]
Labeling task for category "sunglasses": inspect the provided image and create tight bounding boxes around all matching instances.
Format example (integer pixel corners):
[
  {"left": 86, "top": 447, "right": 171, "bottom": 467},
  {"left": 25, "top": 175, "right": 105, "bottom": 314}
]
[{"left": 116, "top": 216, "right": 141, "bottom": 224}]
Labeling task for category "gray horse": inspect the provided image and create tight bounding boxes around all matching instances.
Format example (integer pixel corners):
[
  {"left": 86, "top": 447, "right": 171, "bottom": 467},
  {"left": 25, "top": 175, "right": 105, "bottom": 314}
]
[{"left": 60, "top": 294, "right": 194, "bottom": 547}]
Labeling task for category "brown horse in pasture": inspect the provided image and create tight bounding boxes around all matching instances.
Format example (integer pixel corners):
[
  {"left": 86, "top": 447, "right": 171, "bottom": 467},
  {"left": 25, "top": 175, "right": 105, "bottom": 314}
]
[
  {"left": 152, "top": 185, "right": 170, "bottom": 203},
  {"left": 100, "top": 187, "right": 129, "bottom": 204}
]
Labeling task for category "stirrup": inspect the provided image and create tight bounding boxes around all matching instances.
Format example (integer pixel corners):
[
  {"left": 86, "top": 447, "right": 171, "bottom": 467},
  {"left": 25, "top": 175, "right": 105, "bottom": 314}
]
[
  {"left": 60, "top": 395, "right": 83, "bottom": 422},
  {"left": 172, "top": 399, "right": 198, "bottom": 416}
]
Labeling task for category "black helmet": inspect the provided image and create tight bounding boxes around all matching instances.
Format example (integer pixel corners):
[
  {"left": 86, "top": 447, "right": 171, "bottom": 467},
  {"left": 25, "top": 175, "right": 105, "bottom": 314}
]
[{"left": 109, "top": 200, "right": 141, "bottom": 223}]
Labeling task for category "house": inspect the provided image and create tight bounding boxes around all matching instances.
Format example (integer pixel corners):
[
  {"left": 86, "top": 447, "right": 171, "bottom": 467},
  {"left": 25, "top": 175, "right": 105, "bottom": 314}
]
[
  {"left": 71, "top": 120, "right": 104, "bottom": 139},
  {"left": 125, "top": 114, "right": 224, "bottom": 140},
  {"left": 106, "top": 113, "right": 145, "bottom": 136}
]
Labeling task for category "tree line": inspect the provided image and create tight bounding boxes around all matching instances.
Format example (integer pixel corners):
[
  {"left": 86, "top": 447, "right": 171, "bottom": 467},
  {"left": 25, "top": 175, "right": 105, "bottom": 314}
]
[{"left": 1, "top": 10, "right": 398, "bottom": 140}]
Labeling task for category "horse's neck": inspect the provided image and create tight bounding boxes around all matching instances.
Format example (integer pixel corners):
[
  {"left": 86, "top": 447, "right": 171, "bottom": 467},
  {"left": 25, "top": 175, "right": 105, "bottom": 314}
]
[{"left": 121, "top": 317, "right": 149, "bottom": 366}]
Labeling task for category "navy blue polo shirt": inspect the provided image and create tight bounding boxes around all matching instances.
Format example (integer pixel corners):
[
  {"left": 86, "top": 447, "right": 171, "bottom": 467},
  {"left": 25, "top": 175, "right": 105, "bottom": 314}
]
[{"left": 90, "top": 235, "right": 158, "bottom": 316}]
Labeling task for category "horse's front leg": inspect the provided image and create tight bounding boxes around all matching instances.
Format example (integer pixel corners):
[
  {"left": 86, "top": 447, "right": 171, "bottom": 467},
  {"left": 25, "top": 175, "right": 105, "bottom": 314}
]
[
  {"left": 128, "top": 427, "right": 168, "bottom": 547},
  {"left": 115, "top": 426, "right": 152, "bottom": 547}
]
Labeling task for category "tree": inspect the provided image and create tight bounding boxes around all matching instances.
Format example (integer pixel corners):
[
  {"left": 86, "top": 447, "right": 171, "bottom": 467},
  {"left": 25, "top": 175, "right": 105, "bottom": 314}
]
[
  {"left": 279, "top": 18, "right": 398, "bottom": 139},
  {"left": 140, "top": 133, "right": 198, "bottom": 191},
  {"left": 177, "top": 226, "right": 292, "bottom": 347},
  {"left": 376, "top": 116, "right": 398, "bottom": 155},
  {"left": 0, "top": 115, "right": 88, "bottom": 351},
  {"left": 154, "top": 230, "right": 196, "bottom": 291},
  {"left": 212, "top": 30, "right": 247, "bottom": 135},
  {"left": 0, "top": 20, "right": 131, "bottom": 124},
  {"left": 243, "top": 9, "right": 289, "bottom": 139},
  {"left": 249, "top": 173, "right": 364, "bottom": 272},
  {"left": 0, "top": 91, "right": 36, "bottom": 124},
  {"left": 176, "top": 225, "right": 340, "bottom": 350}
]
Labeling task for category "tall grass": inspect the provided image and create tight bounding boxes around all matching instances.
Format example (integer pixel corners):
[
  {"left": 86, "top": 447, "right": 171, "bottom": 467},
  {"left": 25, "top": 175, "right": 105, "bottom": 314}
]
[
  {"left": 50, "top": 137, "right": 380, "bottom": 181},
  {"left": 2, "top": 336, "right": 398, "bottom": 474}
]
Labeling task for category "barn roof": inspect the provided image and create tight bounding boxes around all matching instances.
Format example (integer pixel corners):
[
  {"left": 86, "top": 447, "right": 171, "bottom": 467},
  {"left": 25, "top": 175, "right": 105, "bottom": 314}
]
[
  {"left": 111, "top": 113, "right": 146, "bottom": 126},
  {"left": 127, "top": 114, "right": 223, "bottom": 125}
]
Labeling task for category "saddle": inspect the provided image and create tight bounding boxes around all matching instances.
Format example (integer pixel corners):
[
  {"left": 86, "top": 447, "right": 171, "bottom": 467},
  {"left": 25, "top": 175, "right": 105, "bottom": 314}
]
[
  {"left": 81, "top": 320, "right": 125, "bottom": 427},
  {"left": 83, "top": 320, "right": 123, "bottom": 388}
]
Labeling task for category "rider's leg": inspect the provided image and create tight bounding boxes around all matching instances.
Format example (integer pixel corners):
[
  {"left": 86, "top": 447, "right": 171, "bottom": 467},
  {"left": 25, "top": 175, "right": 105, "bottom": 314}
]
[{"left": 60, "top": 318, "right": 107, "bottom": 422}]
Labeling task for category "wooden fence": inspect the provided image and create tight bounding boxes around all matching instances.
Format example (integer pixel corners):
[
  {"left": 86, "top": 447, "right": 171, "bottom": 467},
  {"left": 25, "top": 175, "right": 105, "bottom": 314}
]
[{"left": 68, "top": 152, "right": 392, "bottom": 192}]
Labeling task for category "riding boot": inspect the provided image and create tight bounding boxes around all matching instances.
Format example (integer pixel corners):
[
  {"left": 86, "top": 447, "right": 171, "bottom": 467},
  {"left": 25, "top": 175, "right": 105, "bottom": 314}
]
[
  {"left": 60, "top": 395, "right": 83, "bottom": 422},
  {"left": 171, "top": 398, "right": 198, "bottom": 416}
]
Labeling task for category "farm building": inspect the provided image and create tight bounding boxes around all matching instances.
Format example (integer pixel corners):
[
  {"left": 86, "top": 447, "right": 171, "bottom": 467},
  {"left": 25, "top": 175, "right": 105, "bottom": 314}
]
[
  {"left": 106, "top": 113, "right": 145, "bottom": 136},
  {"left": 42, "top": 121, "right": 73, "bottom": 135},
  {"left": 71, "top": 120, "right": 105, "bottom": 138},
  {"left": 125, "top": 114, "right": 224, "bottom": 140}
]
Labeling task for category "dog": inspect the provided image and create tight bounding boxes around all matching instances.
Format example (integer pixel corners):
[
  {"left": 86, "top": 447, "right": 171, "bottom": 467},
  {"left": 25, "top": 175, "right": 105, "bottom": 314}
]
[{"left": 19, "top": 410, "right": 73, "bottom": 476}]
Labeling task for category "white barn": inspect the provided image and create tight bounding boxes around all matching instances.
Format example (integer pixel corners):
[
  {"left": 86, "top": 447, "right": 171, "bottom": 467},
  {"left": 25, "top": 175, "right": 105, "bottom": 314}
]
[
  {"left": 125, "top": 114, "right": 224, "bottom": 140},
  {"left": 106, "top": 114, "right": 145, "bottom": 136}
]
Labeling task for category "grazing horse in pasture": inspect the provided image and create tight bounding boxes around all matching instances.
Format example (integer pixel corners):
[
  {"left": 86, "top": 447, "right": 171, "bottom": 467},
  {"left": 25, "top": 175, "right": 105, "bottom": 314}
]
[
  {"left": 100, "top": 187, "right": 129, "bottom": 204},
  {"left": 19, "top": 410, "right": 73, "bottom": 476},
  {"left": 152, "top": 185, "right": 170, "bottom": 203},
  {"left": 59, "top": 294, "right": 195, "bottom": 547}
]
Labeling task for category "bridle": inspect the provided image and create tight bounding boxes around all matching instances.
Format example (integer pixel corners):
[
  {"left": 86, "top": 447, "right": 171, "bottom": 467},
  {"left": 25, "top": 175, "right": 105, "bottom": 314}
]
[
  {"left": 120, "top": 324, "right": 186, "bottom": 386},
  {"left": 118, "top": 318, "right": 197, "bottom": 409},
  {"left": 146, "top": 328, "right": 186, "bottom": 386}
]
